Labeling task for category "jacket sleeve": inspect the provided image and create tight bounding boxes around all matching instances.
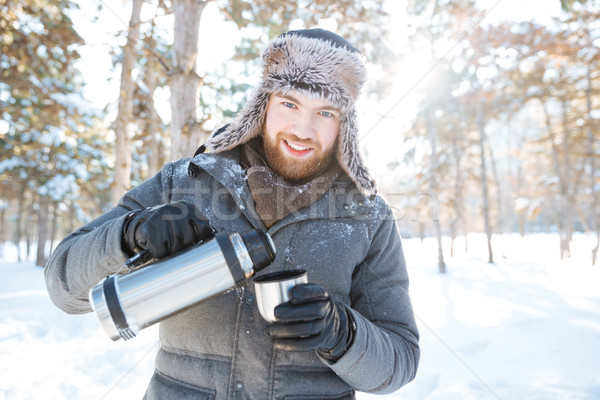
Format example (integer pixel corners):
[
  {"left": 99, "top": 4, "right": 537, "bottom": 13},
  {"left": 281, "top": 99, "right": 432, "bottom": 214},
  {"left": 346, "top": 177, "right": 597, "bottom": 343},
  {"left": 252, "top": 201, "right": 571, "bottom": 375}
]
[
  {"left": 44, "top": 162, "right": 176, "bottom": 314},
  {"left": 321, "top": 205, "right": 420, "bottom": 394}
]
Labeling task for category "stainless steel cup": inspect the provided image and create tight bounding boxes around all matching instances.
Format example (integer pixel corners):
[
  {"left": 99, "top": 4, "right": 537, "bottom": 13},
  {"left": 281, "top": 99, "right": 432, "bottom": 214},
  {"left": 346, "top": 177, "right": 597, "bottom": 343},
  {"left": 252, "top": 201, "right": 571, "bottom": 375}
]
[{"left": 253, "top": 269, "right": 308, "bottom": 323}]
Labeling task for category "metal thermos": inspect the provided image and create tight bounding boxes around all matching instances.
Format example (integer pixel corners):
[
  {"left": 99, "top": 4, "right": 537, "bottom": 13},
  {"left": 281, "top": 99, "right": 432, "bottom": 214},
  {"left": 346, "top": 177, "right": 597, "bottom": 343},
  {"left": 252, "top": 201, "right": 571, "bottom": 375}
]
[{"left": 89, "top": 230, "right": 276, "bottom": 341}]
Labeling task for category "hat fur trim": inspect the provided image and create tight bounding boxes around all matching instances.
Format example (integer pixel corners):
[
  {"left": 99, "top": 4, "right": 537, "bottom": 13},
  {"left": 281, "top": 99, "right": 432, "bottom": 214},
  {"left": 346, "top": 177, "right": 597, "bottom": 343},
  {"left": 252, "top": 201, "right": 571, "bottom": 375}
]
[{"left": 205, "top": 32, "right": 376, "bottom": 195}]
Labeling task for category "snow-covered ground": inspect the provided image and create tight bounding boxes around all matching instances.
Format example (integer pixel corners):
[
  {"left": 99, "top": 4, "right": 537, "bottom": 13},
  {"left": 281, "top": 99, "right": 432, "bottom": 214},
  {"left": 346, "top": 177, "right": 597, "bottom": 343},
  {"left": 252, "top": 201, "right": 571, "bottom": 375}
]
[{"left": 1, "top": 233, "right": 599, "bottom": 400}]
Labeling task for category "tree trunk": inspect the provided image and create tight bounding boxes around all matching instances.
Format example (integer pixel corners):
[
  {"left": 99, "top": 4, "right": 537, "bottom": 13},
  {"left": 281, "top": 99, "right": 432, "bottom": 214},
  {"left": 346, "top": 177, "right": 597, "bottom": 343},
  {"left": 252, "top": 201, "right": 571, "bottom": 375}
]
[
  {"left": 426, "top": 115, "right": 446, "bottom": 273},
  {"left": 544, "top": 97, "right": 576, "bottom": 259},
  {"left": 477, "top": 107, "right": 494, "bottom": 264},
  {"left": 487, "top": 137, "right": 503, "bottom": 235},
  {"left": 450, "top": 126, "right": 464, "bottom": 258},
  {"left": 170, "top": 0, "right": 209, "bottom": 160},
  {"left": 67, "top": 200, "right": 75, "bottom": 233},
  {"left": 36, "top": 199, "right": 49, "bottom": 267},
  {"left": 592, "top": 236, "right": 599, "bottom": 265},
  {"left": 145, "top": 27, "right": 163, "bottom": 176},
  {"left": 26, "top": 193, "right": 37, "bottom": 261},
  {"left": 516, "top": 133, "right": 526, "bottom": 238},
  {"left": 0, "top": 205, "right": 5, "bottom": 259},
  {"left": 543, "top": 103, "right": 566, "bottom": 258},
  {"left": 49, "top": 201, "right": 58, "bottom": 253},
  {"left": 586, "top": 67, "right": 599, "bottom": 266},
  {"left": 111, "top": 0, "right": 144, "bottom": 205},
  {"left": 0, "top": 203, "right": 4, "bottom": 241},
  {"left": 433, "top": 206, "right": 445, "bottom": 273},
  {"left": 26, "top": 209, "right": 33, "bottom": 261},
  {"left": 15, "top": 186, "right": 25, "bottom": 262},
  {"left": 26, "top": 233, "right": 31, "bottom": 261},
  {"left": 560, "top": 96, "right": 575, "bottom": 258},
  {"left": 518, "top": 212, "right": 526, "bottom": 238}
]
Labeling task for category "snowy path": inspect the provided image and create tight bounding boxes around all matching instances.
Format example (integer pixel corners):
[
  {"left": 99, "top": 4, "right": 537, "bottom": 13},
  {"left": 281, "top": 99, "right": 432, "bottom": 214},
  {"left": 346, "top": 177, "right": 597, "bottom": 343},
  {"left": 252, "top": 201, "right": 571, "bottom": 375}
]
[{"left": 0, "top": 234, "right": 599, "bottom": 400}]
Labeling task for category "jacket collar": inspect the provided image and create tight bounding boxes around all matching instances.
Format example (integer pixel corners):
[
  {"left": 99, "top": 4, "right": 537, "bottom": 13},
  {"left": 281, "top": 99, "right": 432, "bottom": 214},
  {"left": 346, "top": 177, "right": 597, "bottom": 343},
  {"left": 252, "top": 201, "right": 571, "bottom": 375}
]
[
  {"left": 188, "top": 148, "right": 375, "bottom": 234},
  {"left": 189, "top": 147, "right": 265, "bottom": 230}
]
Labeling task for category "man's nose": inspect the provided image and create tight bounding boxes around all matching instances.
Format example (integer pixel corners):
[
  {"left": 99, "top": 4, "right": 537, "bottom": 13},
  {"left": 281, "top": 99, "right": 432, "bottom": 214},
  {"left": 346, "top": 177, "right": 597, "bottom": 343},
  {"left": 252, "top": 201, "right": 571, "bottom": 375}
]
[{"left": 291, "top": 113, "right": 317, "bottom": 140}]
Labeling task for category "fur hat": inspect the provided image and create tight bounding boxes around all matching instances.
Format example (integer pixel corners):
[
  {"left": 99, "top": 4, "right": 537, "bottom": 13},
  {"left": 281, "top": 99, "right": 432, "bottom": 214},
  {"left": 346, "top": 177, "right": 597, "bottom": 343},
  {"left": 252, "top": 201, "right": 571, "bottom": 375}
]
[{"left": 204, "top": 28, "right": 376, "bottom": 195}]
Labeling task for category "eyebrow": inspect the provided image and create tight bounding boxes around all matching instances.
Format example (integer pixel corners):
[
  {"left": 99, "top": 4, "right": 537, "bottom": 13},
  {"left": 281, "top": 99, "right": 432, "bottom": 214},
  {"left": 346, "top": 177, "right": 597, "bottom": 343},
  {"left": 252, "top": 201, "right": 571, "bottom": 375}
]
[{"left": 277, "top": 93, "right": 340, "bottom": 113}]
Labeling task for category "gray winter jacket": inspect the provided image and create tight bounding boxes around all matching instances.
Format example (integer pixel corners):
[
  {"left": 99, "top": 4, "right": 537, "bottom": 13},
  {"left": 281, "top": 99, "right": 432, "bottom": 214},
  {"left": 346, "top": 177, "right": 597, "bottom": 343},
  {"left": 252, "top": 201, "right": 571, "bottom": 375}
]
[{"left": 45, "top": 146, "right": 420, "bottom": 400}]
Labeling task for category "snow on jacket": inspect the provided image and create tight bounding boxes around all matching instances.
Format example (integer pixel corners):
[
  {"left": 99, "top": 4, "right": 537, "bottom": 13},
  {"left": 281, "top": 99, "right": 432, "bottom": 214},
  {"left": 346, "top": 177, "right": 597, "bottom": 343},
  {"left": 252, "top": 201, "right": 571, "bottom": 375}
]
[{"left": 45, "top": 146, "right": 420, "bottom": 399}]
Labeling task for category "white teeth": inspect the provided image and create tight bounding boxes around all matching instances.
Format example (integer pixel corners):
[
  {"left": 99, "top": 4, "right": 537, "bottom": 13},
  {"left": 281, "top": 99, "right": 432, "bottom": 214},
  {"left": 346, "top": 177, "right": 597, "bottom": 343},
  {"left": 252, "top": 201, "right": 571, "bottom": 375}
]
[{"left": 285, "top": 140, "right": 309, "bottom": 151}]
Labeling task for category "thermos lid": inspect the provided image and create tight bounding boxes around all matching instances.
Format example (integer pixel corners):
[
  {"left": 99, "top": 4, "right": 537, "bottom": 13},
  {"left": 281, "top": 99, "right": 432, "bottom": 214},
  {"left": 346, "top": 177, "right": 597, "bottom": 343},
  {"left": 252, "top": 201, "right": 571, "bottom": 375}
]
[{"left": 240, "top": 230, "right": 276, "bottom": 272}]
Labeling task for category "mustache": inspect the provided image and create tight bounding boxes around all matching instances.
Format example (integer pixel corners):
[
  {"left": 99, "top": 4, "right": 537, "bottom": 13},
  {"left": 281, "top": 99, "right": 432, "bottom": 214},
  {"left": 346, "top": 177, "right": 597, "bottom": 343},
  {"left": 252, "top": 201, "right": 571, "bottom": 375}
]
[{"left": 278, "top": 132, "right": 319, "bottom": 149}]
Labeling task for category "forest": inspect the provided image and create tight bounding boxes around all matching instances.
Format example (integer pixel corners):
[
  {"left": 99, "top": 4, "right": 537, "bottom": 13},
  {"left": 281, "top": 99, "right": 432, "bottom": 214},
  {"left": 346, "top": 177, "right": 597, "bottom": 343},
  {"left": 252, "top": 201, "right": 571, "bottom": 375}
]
[{"left": 0, "top": 0, "right": 598, "bottom": 269}]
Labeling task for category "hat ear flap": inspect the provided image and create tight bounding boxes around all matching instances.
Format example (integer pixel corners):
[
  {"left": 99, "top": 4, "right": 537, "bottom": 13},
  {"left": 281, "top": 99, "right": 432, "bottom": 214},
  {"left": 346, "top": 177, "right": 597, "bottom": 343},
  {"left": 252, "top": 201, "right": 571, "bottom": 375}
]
[
  {"left": 337, "top": 108, "right": 376, "bottom": 195},
  {"left": 205, "top": 87, "right": 270, "bottom": 152}
]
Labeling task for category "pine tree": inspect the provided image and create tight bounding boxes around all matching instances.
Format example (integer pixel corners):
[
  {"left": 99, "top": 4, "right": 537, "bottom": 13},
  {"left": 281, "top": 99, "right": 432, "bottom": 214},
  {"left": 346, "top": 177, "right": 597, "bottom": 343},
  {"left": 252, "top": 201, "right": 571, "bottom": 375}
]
[{"left": 0, "top": 0, "right": 110, "bottom": 265}]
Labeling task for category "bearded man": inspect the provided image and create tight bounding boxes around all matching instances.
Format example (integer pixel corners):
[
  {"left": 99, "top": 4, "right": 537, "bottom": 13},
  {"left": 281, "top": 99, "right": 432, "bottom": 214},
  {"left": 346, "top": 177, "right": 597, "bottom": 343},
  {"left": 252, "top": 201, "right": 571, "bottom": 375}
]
[{"left": 45, "top": 28, "right": 420, "bottom": 400}]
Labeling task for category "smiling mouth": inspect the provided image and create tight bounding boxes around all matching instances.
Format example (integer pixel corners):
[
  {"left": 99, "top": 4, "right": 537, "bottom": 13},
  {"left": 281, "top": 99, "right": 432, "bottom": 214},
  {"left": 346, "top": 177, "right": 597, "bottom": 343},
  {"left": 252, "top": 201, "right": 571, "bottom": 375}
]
[{"left": 283, "top": 139, "right": 312, "bottom": 152}]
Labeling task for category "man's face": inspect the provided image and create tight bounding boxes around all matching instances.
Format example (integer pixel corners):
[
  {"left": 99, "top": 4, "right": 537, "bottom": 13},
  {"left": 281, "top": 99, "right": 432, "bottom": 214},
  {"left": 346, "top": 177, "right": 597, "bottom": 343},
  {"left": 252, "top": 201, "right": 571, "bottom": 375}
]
[{"left": 263, "top": 90, "right": 341, "bottom": 182}]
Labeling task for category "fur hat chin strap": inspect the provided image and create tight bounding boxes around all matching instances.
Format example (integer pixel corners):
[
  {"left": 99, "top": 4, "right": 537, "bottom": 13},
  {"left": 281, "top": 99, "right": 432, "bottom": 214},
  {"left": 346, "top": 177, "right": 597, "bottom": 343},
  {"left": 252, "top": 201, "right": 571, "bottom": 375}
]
[{"left": 205, "top": 28, "right": 376, "bottom": 195}]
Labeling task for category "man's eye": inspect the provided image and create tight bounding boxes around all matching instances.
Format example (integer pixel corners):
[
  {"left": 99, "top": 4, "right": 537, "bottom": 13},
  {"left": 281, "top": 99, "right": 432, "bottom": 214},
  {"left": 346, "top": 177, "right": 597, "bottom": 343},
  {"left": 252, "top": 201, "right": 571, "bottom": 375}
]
[
  {"left": 319, "top": 111, "right": 334, "bottom": 118},
  {"left": 283, "top": 102, "right": 296, "bottom": 108}
]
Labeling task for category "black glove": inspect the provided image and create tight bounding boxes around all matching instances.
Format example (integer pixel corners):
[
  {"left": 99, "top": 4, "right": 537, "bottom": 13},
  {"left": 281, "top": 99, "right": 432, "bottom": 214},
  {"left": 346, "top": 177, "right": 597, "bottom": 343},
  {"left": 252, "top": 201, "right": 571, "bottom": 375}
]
[
  {"left": 122, "top": 201, "right": 214, "bottom": 259},
  {"left": 266, "top": 283, "right": 355, "bottom": 362}
]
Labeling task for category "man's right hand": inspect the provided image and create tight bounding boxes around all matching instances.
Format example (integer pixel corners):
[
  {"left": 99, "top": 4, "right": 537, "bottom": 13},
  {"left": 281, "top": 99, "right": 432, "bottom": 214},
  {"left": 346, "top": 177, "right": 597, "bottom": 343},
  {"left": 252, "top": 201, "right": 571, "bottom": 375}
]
[{"left": 122, "top": 200, "right": 214, "bottom": 259}]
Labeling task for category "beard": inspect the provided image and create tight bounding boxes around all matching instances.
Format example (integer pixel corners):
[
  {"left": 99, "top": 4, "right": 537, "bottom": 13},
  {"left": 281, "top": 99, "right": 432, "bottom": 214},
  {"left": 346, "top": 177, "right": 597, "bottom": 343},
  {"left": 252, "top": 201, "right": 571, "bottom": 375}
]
[{"left": 262, "top": 130, "right": 337, "bottom": 183}]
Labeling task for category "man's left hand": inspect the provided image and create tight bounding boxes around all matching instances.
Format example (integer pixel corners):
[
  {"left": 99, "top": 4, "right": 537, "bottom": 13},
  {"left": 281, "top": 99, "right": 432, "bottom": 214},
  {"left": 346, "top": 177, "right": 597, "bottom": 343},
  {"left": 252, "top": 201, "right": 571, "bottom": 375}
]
[{"left": 266, "top": 283, "right": 354, "bottom": 361}]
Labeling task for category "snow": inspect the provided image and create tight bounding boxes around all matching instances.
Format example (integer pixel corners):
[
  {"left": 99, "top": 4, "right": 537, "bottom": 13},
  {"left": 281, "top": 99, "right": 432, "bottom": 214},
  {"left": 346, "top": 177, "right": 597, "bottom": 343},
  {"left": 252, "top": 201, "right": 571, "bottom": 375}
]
[
  {"left": 1, "top": 233, "right": 599, "bottom": 399},
  {"left": 39, "top": 127, "right": 66, "bottom": 147},
  {"left": 38, "top": 174, "right": 78, "bottom": 201},
  {"left": 50, "top": 92, "right": 96, "bottom": 117},
  {"left": 514, "top": 197, "right": 529, "bottom": 212},
  {"left": 0, "top": 157, "right": 25, "bottom": 173},
  {"left": 0, "top": 120, "right": 8, "bottom": 135},
  {"left": 0, "top": 256, "right": 158, "bottom": 400},
  {"left": 73, "top": 163, "right": 90, "bottom": 181}
]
